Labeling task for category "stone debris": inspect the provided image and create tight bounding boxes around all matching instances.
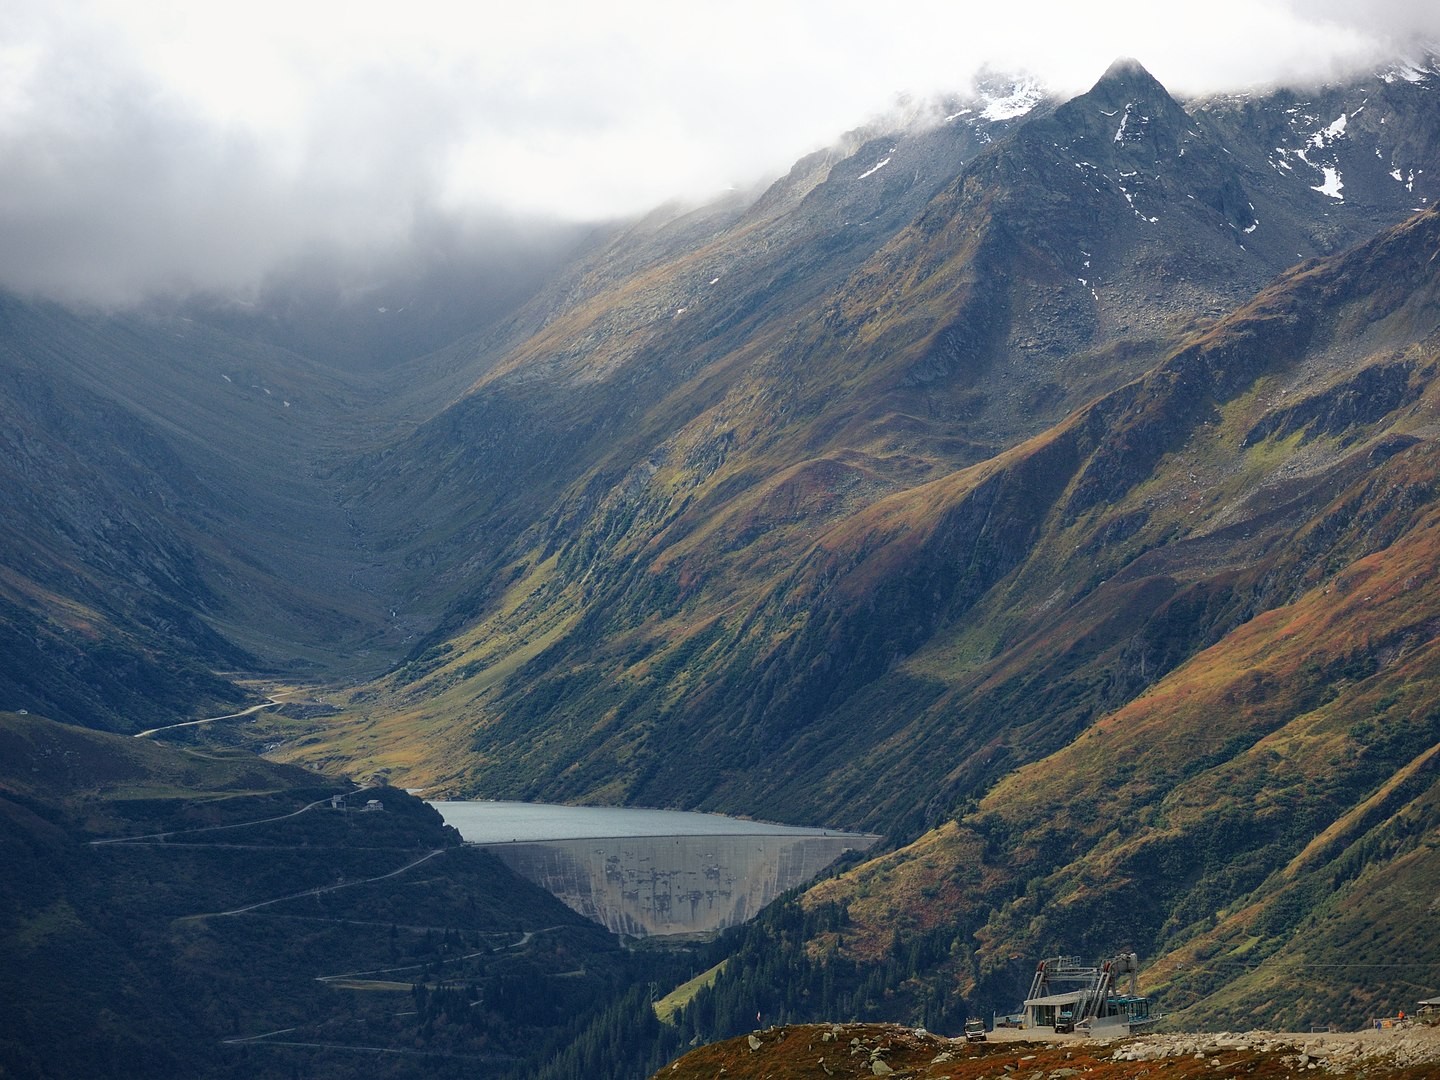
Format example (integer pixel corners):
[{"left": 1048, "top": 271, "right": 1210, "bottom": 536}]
[
  {"left": 663, "top": 1020, "right": 1440, "bottom": 1079},
  {"left": 1107, "top": 1027, "right": 1440, "bottom": 1072}
]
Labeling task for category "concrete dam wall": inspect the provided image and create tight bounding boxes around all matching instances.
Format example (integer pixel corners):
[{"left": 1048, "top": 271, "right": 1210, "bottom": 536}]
[{"left": 482, "top": 832, "right": 875, "bottom": 937}]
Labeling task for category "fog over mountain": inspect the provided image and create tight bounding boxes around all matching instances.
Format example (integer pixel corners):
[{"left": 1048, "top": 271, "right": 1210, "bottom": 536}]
[{"left": 4, "top": 0, "right": 1440, "bottom": 307}]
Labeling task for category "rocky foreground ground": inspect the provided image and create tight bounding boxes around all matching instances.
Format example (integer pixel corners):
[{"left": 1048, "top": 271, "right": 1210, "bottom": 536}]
[{"left": 652, "top": 1021, "right": 1440, "bottom": 1079}]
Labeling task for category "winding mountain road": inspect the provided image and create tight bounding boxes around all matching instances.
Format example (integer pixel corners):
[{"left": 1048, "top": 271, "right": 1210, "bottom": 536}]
[
  {"left": 89, "top": 792, "right": 347, "bottom": 846},
  {"left": 204, "top": 847, "right": 447, "bottom": 918},
  {"left": 132, "top": 689, "right": 297, "bottom": 738}
]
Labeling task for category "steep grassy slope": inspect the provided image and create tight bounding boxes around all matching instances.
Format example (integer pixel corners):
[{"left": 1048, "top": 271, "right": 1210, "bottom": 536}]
[
  {"left": 334, "top": 91, "right": 1038, "bottom": 610},
  {"left": 278, "top": 64, "right": 1440, "bottom": 835},
  {"left": 0, "top": 292, "right": 457, "bottom": 732},
  {"left": 721, "top": 205, "right": 1440, "bottom": 1030},
  {"left": 0, "top": 302, "right": 261, "bottom": 728},
  {"left": 275, "top": 193, "right": 1440, "bottom": 1031},
  {"left": 6, "top": 60, "right": 1433, "bottom": 751}
]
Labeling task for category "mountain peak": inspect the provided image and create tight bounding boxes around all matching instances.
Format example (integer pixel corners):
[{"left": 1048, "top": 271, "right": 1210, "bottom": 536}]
[
  {"left": 1039, "top": 57, "right": 1190, "bottom": 161},
  {"left": 1060, "top": 56, "right": 1191, "bottom": 149},
  {"left": 1092, "top": 56, "right": 1167, "bottom": 96}
]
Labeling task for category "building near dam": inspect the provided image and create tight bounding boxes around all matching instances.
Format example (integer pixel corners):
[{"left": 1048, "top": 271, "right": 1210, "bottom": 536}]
[{"left": 432, "top": 801, "right": 879, "bottom": 937}]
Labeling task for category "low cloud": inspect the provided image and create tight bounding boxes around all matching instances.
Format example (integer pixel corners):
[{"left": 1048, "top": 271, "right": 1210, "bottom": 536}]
[
  {"left": 1283, "top": 0, "right": 1440, "bottom": 49},
  {"left": 0, "top": 0, "right": 1435, "bottom": 306}
]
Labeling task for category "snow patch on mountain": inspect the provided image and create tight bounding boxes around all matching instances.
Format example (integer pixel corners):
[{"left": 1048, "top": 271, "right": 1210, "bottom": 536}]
[
  {"left": 1112, "top": 103, "right": 1153, "bottom": 146},
  {"left": 1314, "top": 113, "right": 1347, "bottom": 144},
  {"left": 857, "top": 156, "right": 892, "bottom": 180},
  {"left": 1312, "top": 166, "right": 1344, "bottom": 200},
  {"left": 1383, "top": 60, "right": 1432, "bottom": 84},
  {"left": 1390, "top": 167, "right": 1419, "bottom": 193},
  {"left": 978, "top": 77, "right": 1044, "bottom": 122}
]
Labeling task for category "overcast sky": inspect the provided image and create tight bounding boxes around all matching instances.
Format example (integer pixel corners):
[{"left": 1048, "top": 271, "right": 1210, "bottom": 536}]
[{"left": 3, "top": 0, "right": 1439, "bottom": 306}]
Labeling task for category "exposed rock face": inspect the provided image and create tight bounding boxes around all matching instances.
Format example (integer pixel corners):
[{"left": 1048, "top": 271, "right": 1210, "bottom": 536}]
[{"left": 482, "top": 832, "right": 875, "bottom": 936}]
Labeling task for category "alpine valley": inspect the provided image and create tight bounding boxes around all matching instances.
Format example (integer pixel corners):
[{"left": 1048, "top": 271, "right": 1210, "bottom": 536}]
[{"left": 6, "top": 53, "right": 1440, "bottom": 1078}]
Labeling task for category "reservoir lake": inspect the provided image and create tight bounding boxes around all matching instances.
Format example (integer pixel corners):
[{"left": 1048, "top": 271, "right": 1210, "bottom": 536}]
[{"left": 429, "top": 800, "right": 868, "bottom": 843}]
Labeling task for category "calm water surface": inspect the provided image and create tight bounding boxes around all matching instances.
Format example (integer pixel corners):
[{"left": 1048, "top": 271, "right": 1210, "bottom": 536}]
[{"left": 429, "top": 800, "right": 866, "bottom": 843}]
